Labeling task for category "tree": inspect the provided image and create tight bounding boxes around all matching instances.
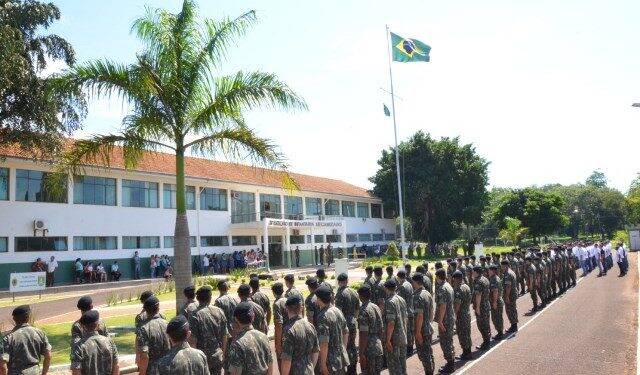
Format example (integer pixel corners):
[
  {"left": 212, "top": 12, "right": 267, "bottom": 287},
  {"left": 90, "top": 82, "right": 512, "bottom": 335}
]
[
  {"left": 51, "top": 1, "right": 305, "bottom": 311},
  {"left": 628, "top": 174, "right": 640, "bottom": 225},
  {"left": 585, "top": 169, "right": 607, "bottom": 188},
  {"left": 386, "top": 242, "right": 400, "bottom": 260},
  {"left": 0, "top": 0, "right": 85, "bottom": 155},
  {"left": 498, "top": 217, "right": 528, "bottom": 247},
  {"left": 370, "top": 131, "right": 489, "bottom": 248}
]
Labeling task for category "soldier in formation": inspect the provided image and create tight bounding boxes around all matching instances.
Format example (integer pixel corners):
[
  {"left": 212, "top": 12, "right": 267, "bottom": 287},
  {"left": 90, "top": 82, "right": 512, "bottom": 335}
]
[
  {"left": 158, "top": 315, "right": 209, "bottom": 374},
  {"left": 136, "top": 295, "right": 170, "bottom": 375},
  {"left": 452, "top": 270, "right": 472, "bottom": 360},
  {"left": 226, "top": 302, "right": 273, "bottom": 375},
  {"left": 334, "top": 273, "right": 360, "bottom": 375},
  {"left": 71, "top": 309, "right": 119, "bottom": 375},
  {"left": 0, "top": 305, "right": 52, "bottom": 375},
  {"left": 280, "top": 295, "right": 319, "bottom": 375},
  {"left": 383, "top": 279, "right": 407, "bottom": 375},
  {"left": 411, "top": 273, "right": 434, "bottom": 374},
  {"left": 357, "top": 285, "right": 384, "bottom": 375},
  {"left": 434, "top": 269, "right": 456, "bottom": 374}
]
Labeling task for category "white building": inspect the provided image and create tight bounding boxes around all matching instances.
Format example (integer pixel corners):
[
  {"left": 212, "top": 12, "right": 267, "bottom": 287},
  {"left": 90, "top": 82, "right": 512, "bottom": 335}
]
[{"left": 0, "top": 144, "right": 395, "bottom": 287}]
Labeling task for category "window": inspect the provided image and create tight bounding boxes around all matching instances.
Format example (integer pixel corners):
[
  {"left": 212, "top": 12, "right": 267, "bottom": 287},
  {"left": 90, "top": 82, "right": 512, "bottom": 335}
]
[
  {"left": 358, "top": 233, "right": 372, "bottom": 242},
  {"left": 200, "top": 188, "right": 227, "bottom": 211},
  {"left": 260, "top": 193, "right": 281, "bottom": 219},
  {"left": 122, "top": 236, "right": 160, "bottom": 249},
  {"left": 122, "top": 180, "right": 158, "bottom": 208},
  {"left": 231, "top": 191, "right": 255, "bottom": 223},
  {"left": 357, "top": 203, "right": 370, "bottom": 218},
  {"left": 372, "top": 233, "right": 383, "bottom": 241},
  {"left": 314, "top": 235, "right": 325, "bottom": 243},
  {"left": 385, "top": 233, "right": 396, "bottom": 241},
  {"left": 371, "top": 204, "right": 382, "bottom": 218},
  {"left": 305, "top": 197, "right": 322, "bottom": 216},
  {"left": 0, "top": 168, "right": 8, "bottom": 200},
  {"left": 290, "top": 235, "right": 305, "bottom": 244},
  {"left": 232, "top": 236, "right": 257, "bottom": 246},
  {"left": 346, "top": 234, "right": 357, "bottom": 242},
  {"left": 384, "top": 207, "right": 396, "bottom": 219},
  {"left": 163, "top": 184, "right": 195, "bottom": 209},
  {"left": 326, "top": 234, "right": 340, "bottom": 243},
  {"left": 341, "top": 201, "right": 355, "bottom": 217},
  {"left": 284, "top": 196, "right": 303, "bottom": 219},
  {"left": 15, "top": 237, "right": 68, "bottom": 252},
  {"left": 73, "top": 176, "right": 116, "bottom": 206},
  {"left": 163, "top": 236, "right": 196, "bottom": 248},
  {"left": 16, "top": 169, "right": 67, "bottom": 203},
  {"left": 201, "top": 236, "right": 229, "bottom": 247},
  {"left": 73, "top": 236, "right": 117, "bottom": 250},
  {"left": 0, "top": 237, "right": 7, "bottom": 253},
  {"left": 325, "top": 199, "right": 339, "bottom": 216}
]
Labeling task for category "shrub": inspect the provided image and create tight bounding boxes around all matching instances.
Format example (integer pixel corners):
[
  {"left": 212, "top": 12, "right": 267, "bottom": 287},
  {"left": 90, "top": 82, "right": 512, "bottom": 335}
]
[
  {"left": 349, "top": 281, "right": 363, "bottom": 291},
  {"left": 387, "top": 242, "right": 400, "bottom": 260},
  {"left": 416, "top": 243, "right": 423, "bottom": 258},
  {"left": 612, "top": 230, "right": 629, "bottom": 246}
]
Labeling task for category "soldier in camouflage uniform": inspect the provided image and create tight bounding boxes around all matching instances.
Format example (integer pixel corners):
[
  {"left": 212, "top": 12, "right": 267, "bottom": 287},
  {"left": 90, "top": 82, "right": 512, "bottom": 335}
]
[
  {"left": 71, "top": 296, "right": 109, "bottom": 348},
  {"left": 214, "top": 280, "right": 238, "bottom": 334},
  {"left": 472, "top": 266, "right": 491, "bottom": 350},
  {"left": 237, "top": 284, "right": 268, "bottom": 334},
  {"left": 315, "top": 286, "right": 350, "bottom": 375},
  {"left": 500, "top": 260, "right": 519, "bottom": 333},
  {"left": 395, "top": 270, "right": 414, "bottom": 357},
  {"left": 317, "top": 269, "right": 334, "bottom": 293},
  {"left": 383, "top": 278, "right": 407, "bottom": 375},
  {"left": 363, "top": 266, "right": 374, "bottom": 286},
  {"left": 411, "top": 273, "right": 434, "bottom": 374},
  {"left": 181, "top": 286, "right": 199, "bottom": 320},
  {"left": 136, "top": 291, "right": 166, "bottom": 330},
  {"left": 272, "top": 282, "right": 287, "bottom": 370},
  {"left": 534, "top": 256, "right": 546, "bottom": 307},
  {"left": 422, "top": 262, "right": 434, "bottom": 295},
  {"left": 190, "top": 286, "right": 229, "bottom": 375},
  {"left": 285, "top": 274, "right": 305, "bottom": 302},
  {"left": 488, "top": 265, "right": 504, "bottom": 340},
  {"left": 227, "top": 302, "right": 273, "bottom": 375},
  {"left": 335, "top": 273, "right": 360, "bottom": 375},
  {"left": 452, "top": 270, "right": 473, "bottom": 360},
  {"left": 250, "top": 277, "right": 272, "bottom": 327},
  {"left": 281, "top": 296, "right": 320, "bottom": 375},
  {"left": 136, "top": 296, "right": 170, "bottom": 375},
  {"left": 0, "top": 305, "right": 51, "bottom": 375},
  {"left": 434, "top": 269, "right": 455, "bottom": 373},
  {"left": 305, "top": 277, "right": 319, "bottom": 327},
  {"left": 357, "top": 285, "right": 384, "bottom": 375},
  {"left": 372, "top": 267, "right": 385, "bottom": 310},
  {"left": 71, "top": 310, "right": 119, "bottom": 375},
  {"left": 158, "top": 316, "right": 210, "bottom": 375},
  {"left": 525, "top": 256, "right": 539, "bottom": 312},
  {"left": 518, "top": 252, "right": 527, "bottom": 295}
]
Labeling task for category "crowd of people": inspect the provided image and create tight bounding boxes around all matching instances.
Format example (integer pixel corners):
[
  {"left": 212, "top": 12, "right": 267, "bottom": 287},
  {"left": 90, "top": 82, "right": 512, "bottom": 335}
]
[
  {"left": 198, "top": 250, "right": 265, "bottom": 275},
  {"left": 72, "top": 258, "right": 124, "bottom": 284}
]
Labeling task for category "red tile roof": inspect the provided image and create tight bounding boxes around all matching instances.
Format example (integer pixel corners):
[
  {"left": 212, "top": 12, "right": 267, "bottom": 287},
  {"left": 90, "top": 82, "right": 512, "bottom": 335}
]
[{"left": 0, "top": 143, "right": 375, "bottom": 199}]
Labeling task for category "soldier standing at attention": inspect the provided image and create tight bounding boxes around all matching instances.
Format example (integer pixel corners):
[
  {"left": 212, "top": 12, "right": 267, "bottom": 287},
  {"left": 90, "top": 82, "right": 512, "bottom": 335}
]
[
  {"left": 434, "top": 269, "right": 455, "bottom": 374},
  {"left": 395, "top": 270, "right": 414, "bottom": 357},
  {"left": 411, "top": 273, "right": 434, "bottom": 375},
  {"left": 372, "top": 267, "right": 385, "bottom": 310},
  {"left": 71, "top": 310, "right": 118, "bottom": 375},
  {"left": 315, "top": 286, "right": 350, "bottom": 375},
  {"left": 71, "top": 296, "right": 109, "bottom": 347},
  {"left": 316, "top": 269, "right": 333, "bottom": 292},
  {"left": 227, "top": 302, "right": 274, "bottom": 375},
  {"left": 357, "top": 285, "right": 384, "bottom": 375},
  {"left": 136, "top": 291, "right": 157, "bottom": 329},
  {"left": 250, "top": 277, "right": 272, "bottom": 327},
  {"left": 214, "top": 280, "right": 238, "bottom": 334},
  {"left": 237, "top": 284, "right": 268, "bottom": 334},
  {"left": 452, "top": 270, "right": 473, "bottom": 360},
  {"left": 525, "top": 256, "right": 539, "bottom": 312},
  {"left": 189, "top": 286, "right": 229, "bottom": 375},
  {"left": 136, "top": 296, "right": 170, "bottom": 375},
  {"left": 385, "top": 266, "right": 395, "bottom": 281},
  {"left": 383, "top": 279, "right": 407, "bottom": 375},
  {"left": 158, "top": 316, "right": 210, "bottom": 375},
  {"left": 284, "top": 274, "right": 305, "bottom": 307},
  {"left": 363, "top": 266, "right": 374, "bottom": 286},
  {"left": 280, "top": 296, "right": 319, "bottom": 375},
  {"left": 518, "top": 252, "right": 527, "bottom": 295},
  {"left": 335, "top": 273, "right": 360, "bottom": 375},
  {"left": 421, "top": 263, "right": 434, "bottom": 296},
  {"left": 488, "top": 265, "right": 504, "bottom": 340},
  {"left": 0, "top": 305, "right": 51, "bottom": 375},
  {"left": 181, "top": 286, "right": 199, "bottom": 320},
  {"left": 534, "top": 255, "right": 546, "bottom": 307},
  {"left": 272, "top": 282, "right": 287, "bottom": 370},
  {"left": 472, "top": 266, "right": 491, "bottom": 350},
  {"left": 500, "top": 260, "right": 519, "bottom": 333},
  {"left": 305, "top": 277, "right": 320, "bottom": 326}
]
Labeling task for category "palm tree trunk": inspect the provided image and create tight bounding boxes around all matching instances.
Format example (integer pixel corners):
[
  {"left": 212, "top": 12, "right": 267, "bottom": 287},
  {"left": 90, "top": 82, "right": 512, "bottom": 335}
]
[{"left": 173, "top": 149, "right": 192, "bottom": 313}]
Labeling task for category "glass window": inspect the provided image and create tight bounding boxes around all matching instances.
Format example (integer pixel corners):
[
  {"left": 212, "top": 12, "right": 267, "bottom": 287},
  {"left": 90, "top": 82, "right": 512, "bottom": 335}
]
[
  {"left": 0, "top": 237, "right": 7, "bottom": 252},
  {"left": 201, "top": 236, "right": 229, "bottom": 247},
  {"left": 326, "top": 234, "right": 340, "bottom": 243},
  {"left": 231, "top": 191, "right": 255, "bottom": 223},
  {"left": 384, "top": 207, "right": 396, "bottom": 219},
  {"left": 357, "top": 203, "right": 370, "bottom": 218},
  {"left": 290, "top": 235, "right": 305, "bottom": 244},
  {"left": 305, "top": 197, "right": 322, "bottom": 216},
  {"left": 260, "top": 193, "right": 281, "bottom": 219},
  {"left": 325, "top": 199, "right": 340, "bottom": 216},
  {"left": 163, "top": 184, "right": 195, "bottom": 210},
  {"left": 15, "top": 237, "right": 68, "bottom": 252},
  {"left": 346, "top": 234, "right": 357, "bottom": 242},
  {"left": 122, "top": 236, "right": 160, "bottom": 249},
  {"left": 341, "top": 201, "right": 355, "bottom": 217},
  {"left": 372, "top": 233, "right": 383, "bottom": 241},
  {"left": 73, "top": 176, "right": 116, "bottom": 206},
  {"left": 358, "top": 233, "right": 372, "bottom": 242},
  {"left": 314, "top": 235, "right": 325, "bottom": 243},
  {"left": 200, "top": 188, "right": 227, "bottom": 211},
  {"left": 371, "top": 204, "right": 382, "bottom": 218},
  {"left": 73, "top": 236, "right": 117, "bottom": 250},
  {"left": 384, "top": 233, "right": 396, "bottom": 241},
  {"left": 163, "top": 236, "right": 196, "bottom": 248},
  {"left": 232, "top": 236, "right": 257, "bottom": 246},
  {"left": 284, "top": 196, "right": 303, "bottom": 219},
  {"left": 122, "top": 180, "right": 158, "bottom": 208},
  {"left": 0, "top": 168, "right": 8, "bottom": 201},
  {"left": 16, "top": 169, "right": 67, "bottom": 203}
]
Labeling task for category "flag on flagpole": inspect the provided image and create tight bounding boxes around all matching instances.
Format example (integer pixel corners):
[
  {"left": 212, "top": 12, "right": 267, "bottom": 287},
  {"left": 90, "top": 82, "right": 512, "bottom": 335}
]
[
  {"left": 383, "top": 104, "right": 391, "bottom": 116},
  {"left": 390, "top": 32, "right": 431, "bottom": 62}
]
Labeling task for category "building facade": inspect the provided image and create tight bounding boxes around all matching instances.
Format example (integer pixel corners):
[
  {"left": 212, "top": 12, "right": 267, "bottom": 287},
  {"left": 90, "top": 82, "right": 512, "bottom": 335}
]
[{"left": 0, "top": 146, "right": 395, "bottom": 288}]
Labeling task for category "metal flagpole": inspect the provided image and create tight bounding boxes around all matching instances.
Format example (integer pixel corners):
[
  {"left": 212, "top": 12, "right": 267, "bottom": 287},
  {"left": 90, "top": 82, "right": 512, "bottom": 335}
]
[{"left": 386, "top": 25, "right": 407, "bottom": 262}]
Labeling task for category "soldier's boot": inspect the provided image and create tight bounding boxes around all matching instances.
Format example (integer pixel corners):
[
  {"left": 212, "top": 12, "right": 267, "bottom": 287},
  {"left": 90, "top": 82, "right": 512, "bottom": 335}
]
[
  {"left": 492, "top": 331, "right": 504, "bottom": 340},
  {"left": 506, "top": 323, "right": 518, "bottom": 333},
  {"left": 475, "top": 341, "right": 490, "bottom": 350},
  {"left": 440, "top": 360, "right": 455, "bottom": 374},
  {"left": 459, "top": 349, "right": 473, "bottom": 360}
]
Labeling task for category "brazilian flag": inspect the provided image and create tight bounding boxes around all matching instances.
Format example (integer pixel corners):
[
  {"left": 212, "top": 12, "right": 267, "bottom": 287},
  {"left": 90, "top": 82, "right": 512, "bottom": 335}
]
[{"left": 390, "top": 32, "right": 430, "bottom": 62}]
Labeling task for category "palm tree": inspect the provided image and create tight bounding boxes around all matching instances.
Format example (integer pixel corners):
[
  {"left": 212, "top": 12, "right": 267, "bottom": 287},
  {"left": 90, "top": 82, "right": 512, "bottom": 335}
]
[
  {"left": 498, "top": 217, "right": 529, "bottom": 248},
  {"left": 52, "top": 0, "right": 306, "bottom": 311}
]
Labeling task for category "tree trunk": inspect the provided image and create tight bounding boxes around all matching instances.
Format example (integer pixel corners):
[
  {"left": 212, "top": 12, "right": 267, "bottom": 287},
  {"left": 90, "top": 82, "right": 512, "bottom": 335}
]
[{"left": 173, "top": 150, "right": 192, "bottom": 313}]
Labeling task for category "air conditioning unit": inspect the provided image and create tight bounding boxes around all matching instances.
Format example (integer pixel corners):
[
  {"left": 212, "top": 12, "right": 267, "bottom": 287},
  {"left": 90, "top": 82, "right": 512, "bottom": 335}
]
[
  {"left": 231, "top": 192, "right": 240, "bottom": 199},
  {"left": 331, "top": 229, "right": 339, "bottom": 235},
  {"left": 33, "top": 219, "right": 48, "bottom": 236}
]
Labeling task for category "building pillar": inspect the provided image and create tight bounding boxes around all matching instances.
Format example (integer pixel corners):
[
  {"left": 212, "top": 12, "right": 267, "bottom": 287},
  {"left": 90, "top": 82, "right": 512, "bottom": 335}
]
[
  {"left": 280, "top": 195, "right": 285, "bottom": 219},
  {"left": 301, "top": 197, "right": 307, "bottom": 219},
  {"left": 254, "top": 191, "right": 260, "bottom": 222},
  {"left": 263, "top": 218, "right": 270, "bottom": 272}
]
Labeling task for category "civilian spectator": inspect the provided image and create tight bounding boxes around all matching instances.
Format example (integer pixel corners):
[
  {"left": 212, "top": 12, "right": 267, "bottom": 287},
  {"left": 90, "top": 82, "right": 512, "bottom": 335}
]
[
  {"left": 74, "top": 258, "right": 83, "bottom": 283},
  {"left": 31, "top": 258, "right": 45, "bottom": 272},
  {"left": 202, "top": 254, "right": 209, "bottom": 275},
  {"left": 46, "top": 256, "right": 58, "bottom": 287},
  {"left": 150, "top": 255, "right": 157, "bottom": 278},
  {"left": 111, "top": 261, "right": 122, "bottom": 281},
  {"left": 84, "top": 262, "right": 94, "bottom": 283},
  {"left": 133, "top": 251, "right": 141, "bottom": 279},
  {"left": 96, "top": 262, "right": 107, "bottom": 282},
  {"left": 164, "top": 266, "right": 173, "bottom": 281}
]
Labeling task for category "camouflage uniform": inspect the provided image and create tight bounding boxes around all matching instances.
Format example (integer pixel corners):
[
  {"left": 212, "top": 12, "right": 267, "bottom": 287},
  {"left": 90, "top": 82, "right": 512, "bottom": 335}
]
[
  {"left": 412, "top": 288, "right": 434, "bottom": 374},
  {"left": 70, "top": 332, "right": 118, "bottom": 375},
  {"left": 488, "top": 274, "right": 504, "bottom": 334},
  {"left": 397, "top": 280, "right": 414, "bottom": 354},
  {"left": 535, "top": 260, "right": 546, "bottom": 304},
  {"left": 227, "top": 326, "right": 272, "bottom": 374},
  {"left": 316, "top": 305, "right": 350, "bottom": 374},
  {"left": 357, "top": 301, "right": 384, "bottom": 375},
  {"left": 158, "top": 342, "right": 210, "bottom": 375},
  {"left": 136, "top": 314, "right": 170, "bottom": 375},
  {"left": 435, "top": 281, "right": 456, "bottom": 363},
  {"left": 502, "top": 268, "right": 519, "bottom": 326},
  {"left": 136, "top": 311, "right": 166, "bottom": 330},
  {"left": 214, "top": 294, "right": 238, "bottom": 333},
  {"left": 384, "top": 293, "right": 407, "bottom": 375},
  {"left": 526, "top": 263, "right": 538, "bottom": 308},
  {"left": 240, "top": 300, "right": 268, "bottom": 335},
  {"left": 473, "top": 276, "right": 492, "bottom": 343},
  {"left": 423, "top": 271, "right": 433, "bottom": 296},
  {"left": 335, "top": 285, "right": 360, "bottom": 375},
  {"left": 1, "top": 323, "right": 51, "bottom": 375},
  {"left": 282, "top": 316, "right": 320, "bottom": 375},
  {"left": 272, "top": 296, "right": 289, "bottom": 328},
  {"left": 181, "top": 300, "right": 199, "bottom": 320},
  {"left": 518, "top": 257, "right": 526, "bottom": 294},
  {"left": 285, "top": 285, "right": 305, "bottom": 300},
  {"left": 305, "top": 293, "right": 318, "bottom": 327},
  {"left": 71, "top": 318, "right": 109, "bottom": 347},
  {"left": 251, "top": 291, "right": 271, "bottom": 325},
  {"left": 188, "top": 304, "right": 229, "bottom": 375},
  {"left": 371, "top": 278, "right": 385, "bottom": 309},
  {"left": 453, "top": 283, "right": 472, "bottom": 353}
]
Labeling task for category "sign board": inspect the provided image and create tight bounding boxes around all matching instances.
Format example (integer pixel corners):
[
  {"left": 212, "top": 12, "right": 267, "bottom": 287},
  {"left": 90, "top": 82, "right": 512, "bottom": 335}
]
[
  {"left": 630, "top": 230, "right": 640, "bottom": 251},
  {"left": 334, "top": 258, "right": 349, "bottom": 277},
  {"left": 9, "top": 272, "right": 46, "bottom": 293},
  {"left": 266, "top": 218, "right": 343, "bottom": 229},
  {"left": 474, "top": 243, "right": 484, "bottom": 257}
]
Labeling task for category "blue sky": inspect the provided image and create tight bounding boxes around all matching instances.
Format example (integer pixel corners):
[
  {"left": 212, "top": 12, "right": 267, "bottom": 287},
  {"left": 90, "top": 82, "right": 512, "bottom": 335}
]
[{"left": 49, "top": 0, "right": 640, "bottom": 192}]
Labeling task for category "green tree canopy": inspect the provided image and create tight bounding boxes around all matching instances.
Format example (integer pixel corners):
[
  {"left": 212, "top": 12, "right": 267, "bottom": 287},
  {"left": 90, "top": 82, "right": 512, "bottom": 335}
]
[
  {"left": 370, "top": 131, "right": 489, "bottom": 246},
  {"left": 498, "top": 216, "right": 528, "bottom": 247},
  {"left": 585, "top": 169, "right": 607, "bottom": 188},
  {"left": 628, "top": 173, "right": 640, "bottom": 225}
]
